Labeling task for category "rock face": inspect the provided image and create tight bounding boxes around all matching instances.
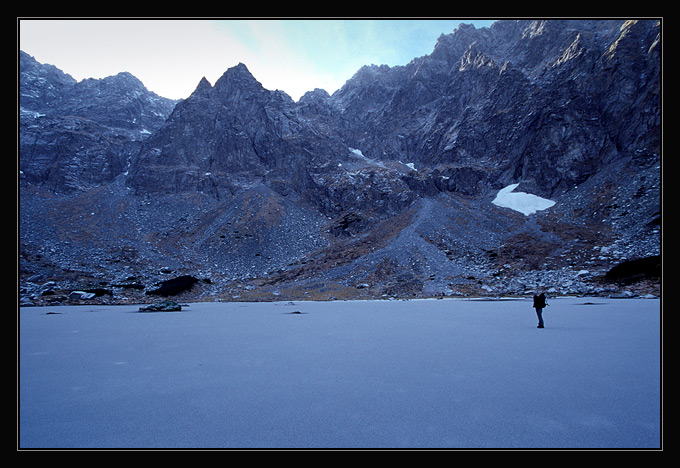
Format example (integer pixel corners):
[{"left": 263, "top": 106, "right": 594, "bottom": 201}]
[
  {"left": 19, "top": 51, "right": 178, "bottom": 192},
  {"left": 19, "top": 20, "right": 661, "bottom": 303},
  {"left": 332, "top": 20, "right": 660, "bottom": 198}
]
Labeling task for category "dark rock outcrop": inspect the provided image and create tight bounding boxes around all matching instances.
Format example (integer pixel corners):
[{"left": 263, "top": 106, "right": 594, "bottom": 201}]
[
  {"left": 604, "top": 255, "right": 661, "bottom": 285},
  {"left": 139, "top": 300, "right": 182, "bottom": 312},
  {"left": 147, "top": 275, "right": 199, "bottom": 296}
]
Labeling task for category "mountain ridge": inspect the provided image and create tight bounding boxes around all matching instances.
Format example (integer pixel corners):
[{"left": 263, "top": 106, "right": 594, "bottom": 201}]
[{"left": 19, "top": 19, "right": 661, "bottom": 305}]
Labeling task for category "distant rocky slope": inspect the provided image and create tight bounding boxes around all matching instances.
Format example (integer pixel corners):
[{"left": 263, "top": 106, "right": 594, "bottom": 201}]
[{"left": 19, "top": 19, "right": 661, "bottom": 306}]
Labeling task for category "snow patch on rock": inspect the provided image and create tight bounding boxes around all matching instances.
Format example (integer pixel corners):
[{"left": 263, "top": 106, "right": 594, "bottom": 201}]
[{"left": 492, "top": 183, "right": 556, "bottom": 216}]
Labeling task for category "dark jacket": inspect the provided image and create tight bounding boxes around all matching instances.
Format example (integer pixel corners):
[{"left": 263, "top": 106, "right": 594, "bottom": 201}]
[{"left": 533, "top": 293, "right": 546, "bottom": 309}]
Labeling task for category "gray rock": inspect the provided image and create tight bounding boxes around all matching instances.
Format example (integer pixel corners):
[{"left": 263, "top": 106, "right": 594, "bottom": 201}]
[
  {"left": 69, "top": 291, "right": 95, "bottom": 300},
  {"left": 138, "top": 300, "right": 182, "bottom": 312}
]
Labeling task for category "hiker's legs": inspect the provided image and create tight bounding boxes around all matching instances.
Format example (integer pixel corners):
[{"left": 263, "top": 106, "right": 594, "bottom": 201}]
[{"left": 535, "top": 308, "right": 544, "bottom": 328}]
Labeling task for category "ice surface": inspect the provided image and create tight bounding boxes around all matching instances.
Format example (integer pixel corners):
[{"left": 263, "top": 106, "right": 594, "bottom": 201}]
[
  {"left": 492, "top": 183, "right": 556, "bottom": 216},
  {"left": 19, "top": 297, "right": 660, "bottom": 449}
]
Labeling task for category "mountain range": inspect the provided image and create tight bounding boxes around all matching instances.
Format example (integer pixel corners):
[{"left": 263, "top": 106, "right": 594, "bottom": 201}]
[{"left": 19, "top": 19, "right": 661, "bottom": 305}]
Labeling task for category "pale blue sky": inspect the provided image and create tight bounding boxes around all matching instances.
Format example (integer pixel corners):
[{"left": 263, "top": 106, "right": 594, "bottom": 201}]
[{"left": 19, "top": 18, "right": 497, "bottom": 101}]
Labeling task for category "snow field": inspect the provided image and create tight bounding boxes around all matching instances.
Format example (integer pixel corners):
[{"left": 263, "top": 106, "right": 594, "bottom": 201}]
[
  {"left": 492, "top": 183, "right": 556, "bottom": 216},
  {"left": 19, "top": 297, "right": 660, "bottom": 449}
]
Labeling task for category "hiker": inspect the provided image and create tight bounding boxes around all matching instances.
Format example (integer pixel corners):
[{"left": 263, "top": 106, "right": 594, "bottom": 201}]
[{"left": 533, "top": 292, "right": 547, "bottom": 328}]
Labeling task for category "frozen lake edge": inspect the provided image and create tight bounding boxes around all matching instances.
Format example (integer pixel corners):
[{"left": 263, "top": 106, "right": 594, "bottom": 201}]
[{"left": 19, "top": 297, "right": 661, "bottom": 449}]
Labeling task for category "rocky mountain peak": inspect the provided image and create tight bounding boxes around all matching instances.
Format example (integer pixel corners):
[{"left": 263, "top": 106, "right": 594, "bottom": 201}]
[
  {"left": 19, "top": 51, "right": 77, "bottom": 111},
  {"left": 212, "top": 62, "right": 266, "bottom": 100},
  {"left": 19, "top": 51, "right": 178, "bottom": 192},
  {"left": 430, "top": 22, "right": 491, "bottom": 65},
  {"left": 190, "top": 76, "right": 213, "bottom": 97}
]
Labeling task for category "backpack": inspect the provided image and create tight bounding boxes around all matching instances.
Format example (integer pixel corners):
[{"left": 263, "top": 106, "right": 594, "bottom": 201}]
[{"left": 534, "top": 293, "right": 546, "bottom": 308}]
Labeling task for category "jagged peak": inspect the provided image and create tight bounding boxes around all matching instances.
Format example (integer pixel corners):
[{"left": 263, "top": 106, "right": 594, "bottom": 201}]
[
  {"left": 73, "top": 71, "right": 148, "bottom": 95},
  {"left": 232, "top": 62, "right": 251, "bottom": 73},
  {"left": 217, "top": 62, "right": 257, "bottom": 82},
  {"left": 299, "top": 87, "right": 331, "bottom": 102},
  {"left": 356, "top": 63, "right": 391, "bottom": 77},
  {"left": 213, "top": 62, "right": 265, "bottom": 96},
  {"left": 431, "top": 24, "right": 488, "bottom": 63},
  {"left": 190, "top": 76, "right": 213, "bottom": 97},
  {"left": 453, "top": 22, "right": 477, "bottom": 33}
]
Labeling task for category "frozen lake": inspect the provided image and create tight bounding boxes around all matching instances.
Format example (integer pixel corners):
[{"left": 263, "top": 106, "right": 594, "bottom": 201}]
[{"left": 19, "top": 297, "right": 661, "bottom": 449}]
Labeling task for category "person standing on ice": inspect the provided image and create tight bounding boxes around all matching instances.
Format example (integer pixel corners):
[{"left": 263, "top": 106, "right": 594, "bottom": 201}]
[{"left": 533, "top": 291, "right": 547, "bottom": 328}]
